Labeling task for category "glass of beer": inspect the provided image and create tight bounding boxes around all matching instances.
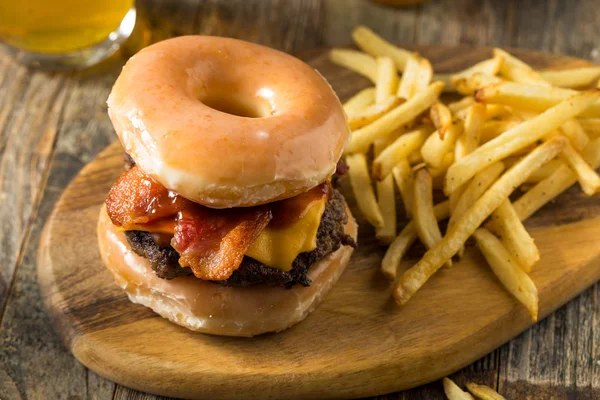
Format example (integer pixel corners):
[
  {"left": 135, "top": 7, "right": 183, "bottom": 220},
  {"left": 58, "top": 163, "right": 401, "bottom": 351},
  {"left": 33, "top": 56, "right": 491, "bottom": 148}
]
[{"left": 0, "top": 0, "right": 136, "bottom": 69}]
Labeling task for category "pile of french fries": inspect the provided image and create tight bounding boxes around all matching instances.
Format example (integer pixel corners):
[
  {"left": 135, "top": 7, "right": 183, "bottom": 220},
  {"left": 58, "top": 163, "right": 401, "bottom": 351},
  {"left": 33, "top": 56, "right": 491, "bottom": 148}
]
[{"left": 332, "top": 26, "right": 600, "bottom": 321}]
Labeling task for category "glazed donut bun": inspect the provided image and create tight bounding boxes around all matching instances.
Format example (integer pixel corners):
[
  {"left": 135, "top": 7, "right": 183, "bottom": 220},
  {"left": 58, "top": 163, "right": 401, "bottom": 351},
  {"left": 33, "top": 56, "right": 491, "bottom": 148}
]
[
  {"left": 107, "top": 36, "right": 350, "bottom": 208},
  {"left": 97, "top": 205, "right": 357, "bottom": 336}
]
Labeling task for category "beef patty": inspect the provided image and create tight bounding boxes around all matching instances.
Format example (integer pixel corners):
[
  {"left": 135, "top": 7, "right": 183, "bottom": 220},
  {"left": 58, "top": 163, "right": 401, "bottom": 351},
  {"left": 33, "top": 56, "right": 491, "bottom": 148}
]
[{"left": 125, "top": 188, "right": 356, "bottom": 287}]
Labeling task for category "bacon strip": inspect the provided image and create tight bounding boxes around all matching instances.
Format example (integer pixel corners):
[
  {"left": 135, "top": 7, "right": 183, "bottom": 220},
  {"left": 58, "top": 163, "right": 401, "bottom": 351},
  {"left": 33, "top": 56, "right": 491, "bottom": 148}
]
[
  {"left": 173, "top": 206, "right": 272, "bottom": 280},
  {"left": 106, "top": 166, "right": 187, "bottom": 228},
  {"left": 106, "top": 165, "right": 330, "bottom": 281}
]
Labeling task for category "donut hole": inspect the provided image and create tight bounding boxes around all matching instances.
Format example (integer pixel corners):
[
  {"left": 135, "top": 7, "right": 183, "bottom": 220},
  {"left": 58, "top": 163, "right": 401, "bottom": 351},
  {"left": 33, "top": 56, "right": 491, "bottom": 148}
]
[{"left": 203, "top": 94, "right": 269, "bottom": 118}]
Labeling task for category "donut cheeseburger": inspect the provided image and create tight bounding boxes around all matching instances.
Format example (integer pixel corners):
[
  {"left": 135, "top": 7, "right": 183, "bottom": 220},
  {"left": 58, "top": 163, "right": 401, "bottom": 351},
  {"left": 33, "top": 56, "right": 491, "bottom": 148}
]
[{"left": 97, "top": 36, "right": 357, "bottom": 336}]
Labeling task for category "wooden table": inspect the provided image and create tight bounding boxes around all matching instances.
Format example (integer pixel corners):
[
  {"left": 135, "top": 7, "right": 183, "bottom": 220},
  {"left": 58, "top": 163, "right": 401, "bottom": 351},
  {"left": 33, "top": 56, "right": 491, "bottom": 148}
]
[{"left": 1, "top": 1, "right": 599, "bottom": 399}]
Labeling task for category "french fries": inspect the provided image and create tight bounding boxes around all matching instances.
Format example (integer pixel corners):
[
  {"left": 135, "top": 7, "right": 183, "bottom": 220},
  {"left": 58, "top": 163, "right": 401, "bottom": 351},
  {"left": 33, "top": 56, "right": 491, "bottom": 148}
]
[
  {"left": 394, "top": 137, "right": 566, "bottom": 304},
  {"left": 494, "top": 48, "right": 550, "bottom": 86},
  {"left": 348, "top": 81, "right": 444, "bottom": 153},
  {"left": 421, "top": 121, "right": 463, "bottom": 168},
  {"left": 392, "top": 159, "right": 415, "bottom": 218},
  {"left": 376, "top": 57, "right": 399, "bottom": 103},
  {"left": 465, "top": 382, "right": 507, "bottom": 400},
  {"left": 514, "top": 138, "right": 600, "bottom": 221},
  {"left": 579, "top": 118, "right": 600, "bottom": 137},
  {"left": 449, "top": 162, "right": 505, "bottom": 229},
  {"left": 334, "top": 26, "right": 600, "bottom": 313},
  {"left": 445, "top": 91, "right": 600, "bottom": 194},
  {"left": 346, "top": 153, "right": 383, "bottom": 228},
  {"left": 454, "top": 72, "right": 502, "bottom": 96},
  {"left": 448, "top": 96, "right": 475, "bottom": 113},
  {"left": 407, "top": 149, "right": 423, "bottom": 165},
  {"left": 463, "top": 103, "right": 486, "bottom": 154},
  {"left": 430, "top": 101, "right": 453, "bottom": 138},
  {"left": 397, "top": 55, "right": 422, "bottom": 98},
  {"left": 560, "top": 119, "right": 589, "bottom": 151},
  {"left": 473, "top": 228, "right": 539, "bottom": 321},
  {"left": 413, "top": 168, "right": 450, "bottom": 267},
  {"left": 475, "top": 81, "right": 600, "bottom": 118},
  {"left": 479, "top": 119, "right": 520, "bottom": 143},
  {"left": 451, "top": 56, "right": 503, "bottom": 87},
  {"left": 415, "top": 58, "right": 433, "bottom": 92},
  {"left": 560, "top": 141, "right": 600, "bottom": 195},
  {"left": 487, "top": 199, "right": 539, "bottom": 272},
  {"left": 485, "top": 104, "right": 512, "bottom": 120},
  {"left": 381, "top": 201, "right": 449, "bottom": 280},
  {"left": 376, "top": 174, "right": 397, "bottom": 244},
  {"left": 352, "top": 25, "right": 413, "bottom": 71},
  {"left": 343, "top": 87, "right": 375, "bottom": 116},
  {"left": 329, "top": 49, "right": 377, "bottom": 83},
  {"left": 525, "top": 158, "right": 562, "bottom": 183},
  {"left": 373, "top": 126, "right": 430, "bottom": 180},
  {"left": 540, "top": 66, "right": 600, "bottom": 89},
  {"left": 374, "top": 140, "right": 397, "bottom": 244},
  {"left": 443, "top": 378, "right": 475, "bottom": 400},
  {"left": 348, "top": 96, "right": 403, "bottom": 130}
]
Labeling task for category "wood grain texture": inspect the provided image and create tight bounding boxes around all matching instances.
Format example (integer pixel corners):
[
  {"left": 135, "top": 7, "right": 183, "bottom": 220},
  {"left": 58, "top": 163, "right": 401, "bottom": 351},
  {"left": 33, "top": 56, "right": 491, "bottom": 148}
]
[
  {"left": 36, "top": 47, "right": 600, "bottom": 400},
  {"left": 2, "top": 1, "right": 600, "bottom": 399}
]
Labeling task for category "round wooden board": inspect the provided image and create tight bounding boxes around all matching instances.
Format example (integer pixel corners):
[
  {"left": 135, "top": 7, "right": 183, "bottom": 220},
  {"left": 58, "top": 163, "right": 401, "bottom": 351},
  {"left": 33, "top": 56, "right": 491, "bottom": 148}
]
[{"left": 38, "top": 46, "right": 600, "bottom": 400}]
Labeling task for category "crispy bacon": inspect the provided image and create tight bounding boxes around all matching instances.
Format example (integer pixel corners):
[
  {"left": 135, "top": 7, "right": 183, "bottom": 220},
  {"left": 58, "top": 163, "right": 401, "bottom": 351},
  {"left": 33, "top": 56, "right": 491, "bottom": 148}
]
[
  {"left": 173, "top": 206, "right": 272, "bottom": 280},
  {"left": 106, "top": 165, "right": 330, "bottom": 281},
  {"left": 106, "top": 166, "right": 188, "bottom": 228}
]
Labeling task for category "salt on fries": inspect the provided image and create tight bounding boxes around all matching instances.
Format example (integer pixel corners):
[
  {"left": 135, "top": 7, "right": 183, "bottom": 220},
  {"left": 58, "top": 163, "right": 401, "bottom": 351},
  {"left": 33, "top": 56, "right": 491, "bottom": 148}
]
[
  {"left": 373, "top": 126, "right": 431, "bottom": 180},
  {"left": 382, "top": 201, "right": 449, "bottom": 280},
  {"left": 394, "top": 137, "right": 566, "bottom": 305},
  {"left": 331, "top": 26, "right": 600, "bottom": 320},
  {"left": 444, "top": 91, "right": 599, "bottom": 195},
  {"left": 474, "top": 228, "right": 539, "bottom": 320},
  {"left": 413, "top": 167, "right": 451, "bottom": 267},
  {"left": 347, "top": 81, "right": 445, "bottom": 153}
]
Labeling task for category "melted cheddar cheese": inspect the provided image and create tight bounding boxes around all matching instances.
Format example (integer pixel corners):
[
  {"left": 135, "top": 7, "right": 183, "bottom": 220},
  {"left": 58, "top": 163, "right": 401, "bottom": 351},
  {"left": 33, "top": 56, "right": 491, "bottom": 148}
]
[
  {"left": 116, "top": 198, "right": 327, "bottom": 272},
  {"left": 245, "top": 198, "right": 326, "bottom": 272}
]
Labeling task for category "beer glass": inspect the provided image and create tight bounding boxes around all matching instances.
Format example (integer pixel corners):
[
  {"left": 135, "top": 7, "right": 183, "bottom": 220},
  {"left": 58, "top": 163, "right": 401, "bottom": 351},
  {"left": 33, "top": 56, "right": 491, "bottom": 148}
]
[{"left": 0, "top": 0, "right": 136, "bottom": 69}]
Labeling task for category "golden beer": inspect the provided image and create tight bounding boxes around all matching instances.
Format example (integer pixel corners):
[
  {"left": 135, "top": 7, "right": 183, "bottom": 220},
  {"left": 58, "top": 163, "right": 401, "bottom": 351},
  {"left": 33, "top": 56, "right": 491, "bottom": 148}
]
[{"left": 0, "top": 0, "right": 135, "bottom": 68}]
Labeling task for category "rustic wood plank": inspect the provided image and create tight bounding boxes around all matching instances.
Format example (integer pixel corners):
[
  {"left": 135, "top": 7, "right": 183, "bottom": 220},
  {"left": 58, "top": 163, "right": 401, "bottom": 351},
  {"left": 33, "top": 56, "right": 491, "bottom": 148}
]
[
  {"left": 415, "top": 0, "right": 512, "bottom": 47},
  {"left": 87, "top": 370, "right": 115, "bottom": 400},
  {"left": 552, "top": 0, "right": 600, "bottom": 60},
  {"left": 510, "top": 0, "right": 558, "bottom": 52},
  {"left": 196, "top": 0, "right": 323, "bottom": 52},
  {"left": 0, "top": 58, "right": 70, "bottom": 317},
  {"left": 0, "top": 364, "right": 22, "bottom": 400},
  {"left": 0, "top": 176, "right": 88, "bottom": 400},
  {"left": 323, "top": 0, "right": 417, "bottom": 47}
]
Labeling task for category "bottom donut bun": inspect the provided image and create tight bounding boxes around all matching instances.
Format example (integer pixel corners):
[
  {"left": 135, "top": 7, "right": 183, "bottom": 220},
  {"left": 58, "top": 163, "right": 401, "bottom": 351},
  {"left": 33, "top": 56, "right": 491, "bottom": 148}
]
[{"left": 97, "top": 203, "right": 357, "bottom": 337}]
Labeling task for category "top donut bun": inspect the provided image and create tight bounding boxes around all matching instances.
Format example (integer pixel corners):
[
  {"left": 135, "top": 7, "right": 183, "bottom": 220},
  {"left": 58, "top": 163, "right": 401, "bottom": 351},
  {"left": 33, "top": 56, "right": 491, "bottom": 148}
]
[{"left": 107, "top": 36, "right": 350, "bottom": 208}]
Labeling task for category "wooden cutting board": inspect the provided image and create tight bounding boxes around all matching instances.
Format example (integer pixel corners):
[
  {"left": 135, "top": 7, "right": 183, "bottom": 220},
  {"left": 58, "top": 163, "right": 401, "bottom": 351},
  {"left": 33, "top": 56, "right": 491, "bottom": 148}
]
[{"left": 37, "top": 46, "right": 600, "bottom": 400}]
